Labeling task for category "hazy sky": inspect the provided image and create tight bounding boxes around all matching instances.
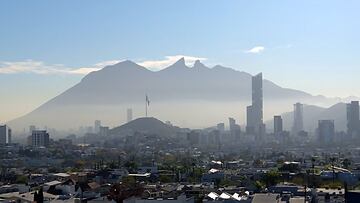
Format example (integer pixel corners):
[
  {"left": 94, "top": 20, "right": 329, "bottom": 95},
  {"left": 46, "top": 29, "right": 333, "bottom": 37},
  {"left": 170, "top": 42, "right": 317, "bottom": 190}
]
[{"left": 1, "top": 0, "right": 359, "bottom": 122}]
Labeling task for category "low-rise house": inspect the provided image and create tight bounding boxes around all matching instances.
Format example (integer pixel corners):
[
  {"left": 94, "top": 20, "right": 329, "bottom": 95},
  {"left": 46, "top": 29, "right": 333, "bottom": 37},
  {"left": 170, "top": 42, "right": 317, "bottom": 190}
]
[
  {"left": 0, "top": 191, "right": 57, "bottom": 203},
  {"left": 202, "top": 169, "right": 224, "bottom": 183},
  {"left": 124, "top": 194, "right": 194, "bottom": 203},
  {"left": 204, "top": 191, "right": 252, "bottom": 203}
]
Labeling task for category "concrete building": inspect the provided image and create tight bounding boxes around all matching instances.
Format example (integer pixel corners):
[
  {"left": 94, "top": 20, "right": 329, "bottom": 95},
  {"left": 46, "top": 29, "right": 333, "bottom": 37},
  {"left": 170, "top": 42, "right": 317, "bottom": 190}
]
[
  {"left": 29, "top": 125, "right": 36, "bottom": 134},
  {"left": 30, "top": 130, "right": 50, "bottom": 147},
  {"left": 217, "top": 123, "right": 225, "bottom": 132},
  {"left": 246, "top": 73, "right": 263, "bottom": 135},
  {"left": 125, "top": 194, "right": 194, "bottom": 203},
  {"left": 0, "top": 125, "right": 6, "bottom": 144},
  {"left": 99, "top": 126, "right": 110, "bottom": 136},
  {"left": 229, "top": 118, "right": 236, "bottom": 132},
  {"left": 7, "top": 128, "right": 11, "bottom": 144},
  {"left": 0, "top": 125, "right": 11, "bottom": 144},
  {"left": 347, "top": 101, "right": 360, "bottom": 138},
  {"left": 273, "top": 115, "right": 283, "bottom": 135},
  {"left": 229, "top": 118, "right": 241, "bottom": 139},
  {"left": 292, "top": 102, "right": 304, "bottom": 136},
  {"left": 94, "top": 120, "right": 101, "bottom": 133},
  {"left": 318, "top": 120, "right": 335, "bottom": 143},
  {"left": 127, "top": 108, "right": 133, "bottom": 123}
]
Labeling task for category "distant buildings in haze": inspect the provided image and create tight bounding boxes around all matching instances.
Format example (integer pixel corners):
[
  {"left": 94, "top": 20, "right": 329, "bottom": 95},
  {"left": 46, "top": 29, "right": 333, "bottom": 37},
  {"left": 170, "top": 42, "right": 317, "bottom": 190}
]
[
  {"left": 228, "top": 118, "right": 241, "bottom": 138},
  {"left": 94, "top": 120, "right": 101, "bottom": 133},
  {"left": 273, "top": 115, "right": 283, "bottom": 136},
  {"left": 99, "top": 126, "right": 110, "bottom": 136},
  {"left": 29, "top": 125, "right": 36, "bottom": 134},
  {"left": 127, "top": 108, "right": 133, "bottom": 123},
  {"left": 217, "top": 123, "right": 225, "bottom": 132},
  {"left": 318, "top": 120, "right": 335, "bottom": 143}
]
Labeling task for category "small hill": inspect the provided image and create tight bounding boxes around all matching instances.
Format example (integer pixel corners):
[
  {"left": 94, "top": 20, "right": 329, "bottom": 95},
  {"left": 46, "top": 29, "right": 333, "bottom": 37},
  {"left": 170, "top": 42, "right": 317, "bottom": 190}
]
[{"left": 109, "top": 117, "right": 181, "bottom": 137}]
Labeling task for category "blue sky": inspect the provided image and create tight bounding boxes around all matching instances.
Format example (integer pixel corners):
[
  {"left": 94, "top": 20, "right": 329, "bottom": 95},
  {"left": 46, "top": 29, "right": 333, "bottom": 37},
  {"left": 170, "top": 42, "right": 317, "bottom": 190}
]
[{"left": 0, "top": 0, "right": 360, "bottom": 121}]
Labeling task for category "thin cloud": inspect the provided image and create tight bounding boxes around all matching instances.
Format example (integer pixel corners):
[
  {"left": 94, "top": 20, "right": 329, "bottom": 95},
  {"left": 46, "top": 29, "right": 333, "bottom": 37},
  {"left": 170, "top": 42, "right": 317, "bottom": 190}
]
[
  {"left": 0, "top": 60, "right": 121, "bottom": 75},
  {"left": 138, "top": 55, "right": 207, "bottom": 71},
  {"left": 0, "top": 55, "right": 207, "bottom": 75},
  {"left": 245, "top": 46, "right": 265, "bottom": 54}
]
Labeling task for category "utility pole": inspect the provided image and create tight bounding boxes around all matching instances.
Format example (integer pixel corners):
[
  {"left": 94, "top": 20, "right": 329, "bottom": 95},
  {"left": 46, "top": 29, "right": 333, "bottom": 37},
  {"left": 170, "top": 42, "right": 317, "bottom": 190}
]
[{"left": 145, "top": 94, "right": 150, "bottom": 117}]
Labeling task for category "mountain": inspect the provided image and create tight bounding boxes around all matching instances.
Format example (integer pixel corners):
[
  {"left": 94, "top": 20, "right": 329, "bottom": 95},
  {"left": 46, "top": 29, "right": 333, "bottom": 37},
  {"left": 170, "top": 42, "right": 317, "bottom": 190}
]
[
  {"left": 8, "top": 58, "right": 344, "bottom": 133},
  {"left": 109, "top": 117, "right": 181, "bottom": 137},
  {"left": 265, "top": 102, "right": 347, "bottom": 132}
]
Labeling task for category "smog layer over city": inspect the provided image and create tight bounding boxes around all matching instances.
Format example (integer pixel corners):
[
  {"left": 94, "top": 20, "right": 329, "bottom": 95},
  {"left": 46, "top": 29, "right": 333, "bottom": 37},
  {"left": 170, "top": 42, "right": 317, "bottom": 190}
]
[{"left": 1, "top": 1, "right": 360, "bottom": 203}]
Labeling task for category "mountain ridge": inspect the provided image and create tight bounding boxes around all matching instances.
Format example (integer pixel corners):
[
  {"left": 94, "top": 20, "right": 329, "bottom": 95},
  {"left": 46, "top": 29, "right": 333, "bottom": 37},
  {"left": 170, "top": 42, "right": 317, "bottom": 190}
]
[{"left": 7, "top": 58, "right": 351, "bottom": 133}]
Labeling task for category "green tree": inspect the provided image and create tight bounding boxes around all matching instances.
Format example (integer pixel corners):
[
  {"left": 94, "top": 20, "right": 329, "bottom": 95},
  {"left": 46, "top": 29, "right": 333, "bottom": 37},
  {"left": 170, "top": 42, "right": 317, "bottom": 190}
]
[
  {"left": 15, "top": 175, "right": 28, "bottom": 184},
  {"left": 159, "top": 175, "right": 172, "bottom": 183},
  {"left": 255, "top": 181, "right": 265, "bottom": 192},
  {"left": 342, "top": 158, "right": 351, "bottom": 169},
  {"left": 122, "top": 176, "right": 136, "bottom": 186},
  {"left": 262, "top": 170, "right": 280, "bottom": 187}
]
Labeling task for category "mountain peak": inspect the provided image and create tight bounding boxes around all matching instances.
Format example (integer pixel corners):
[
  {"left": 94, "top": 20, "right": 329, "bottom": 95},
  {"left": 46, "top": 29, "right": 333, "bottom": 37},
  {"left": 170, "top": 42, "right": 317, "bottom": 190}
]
[
  {"left": 174, "top": 57, "right": 185, "bottom": 65},
  {"left": 160, "top": 57, "right": 189, "bottom": 72},
  {"left": 193, "top": 60, "right": 208, "bottom": 70},
  {"left": 112, "top": 60, "right": 141, "bottom": 68},
  {"left": 101, "top": 59, "right": 148, "bottom": 72}
]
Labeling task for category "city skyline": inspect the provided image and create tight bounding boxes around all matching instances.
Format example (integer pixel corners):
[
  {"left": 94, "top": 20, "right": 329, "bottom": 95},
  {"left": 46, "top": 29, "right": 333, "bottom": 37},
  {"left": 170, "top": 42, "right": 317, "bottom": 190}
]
[{"left": 2, "top": 2, "right": 360, "bottom": 202}]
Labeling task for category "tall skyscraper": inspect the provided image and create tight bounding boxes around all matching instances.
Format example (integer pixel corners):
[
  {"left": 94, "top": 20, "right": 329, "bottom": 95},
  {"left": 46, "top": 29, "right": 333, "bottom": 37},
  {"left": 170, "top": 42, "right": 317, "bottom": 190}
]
[
  {"left": 274, "top": 115, "right": 283, "bottom": 135},
  {"left": 318, "top": 120, "right": 335, "bottom": 143},
  {"left": 347, "top": 101, "right": 360, "bottom": 138},
  {"left": 94, "top": 120, "right": 101, "bottom": 133},
  {"left": 0, "top": 125, "right": 11, "bottom": 144},
  {"left": 30, "top": 130, "right": 50, "bottom": 147},
  {"left": 127, "top": 108, "right": 133, "bottom": 123},
  {"left": 246, "top": 73, "right": 263, "bottom": 135},
  {"left": 292, "top": 102, "right": 304, "bottom": 135}
]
